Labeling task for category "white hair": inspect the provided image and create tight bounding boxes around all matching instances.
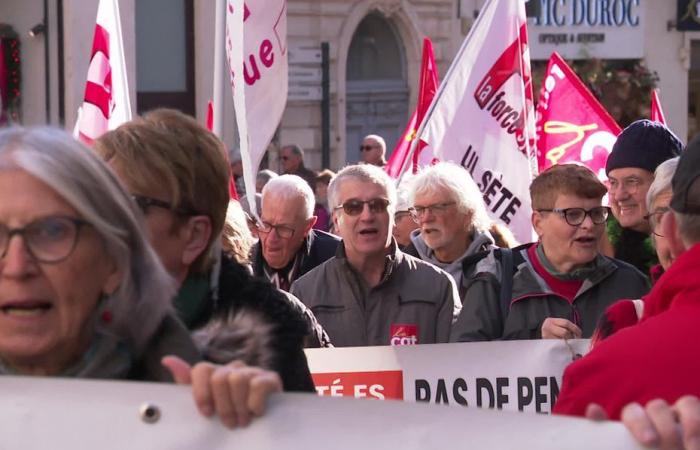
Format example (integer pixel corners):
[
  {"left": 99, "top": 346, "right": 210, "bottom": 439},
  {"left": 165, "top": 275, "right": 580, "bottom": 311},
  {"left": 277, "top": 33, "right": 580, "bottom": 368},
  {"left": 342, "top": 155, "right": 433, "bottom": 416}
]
[
  {"left": 646, "top": 157, "right": 679, "bottom": 211},
  {"left": 327, "top": 164, "right": 397, "bottom": 214},
  {"left": 409, "top": 162, "right": 491, "bottom": 233},
  {"left": 0, "top": 127, "right": 175, "bottom": 354},
  {"left": 261, "top": 174, "right": 315, "bottom": 219}
]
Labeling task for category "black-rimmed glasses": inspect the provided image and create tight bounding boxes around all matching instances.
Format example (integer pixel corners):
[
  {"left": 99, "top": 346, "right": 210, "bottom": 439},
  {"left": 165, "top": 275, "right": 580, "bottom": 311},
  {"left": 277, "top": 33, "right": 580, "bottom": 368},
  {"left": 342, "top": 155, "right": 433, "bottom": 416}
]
[
  {"left": 0, "top": 216, "right": 89, "bottom": 263},
  {"left": 537, "top": 206, "right": 611, "bottom": 226},
  {"left": 256, "top": 221, "right": 296, "bottom": 239}
]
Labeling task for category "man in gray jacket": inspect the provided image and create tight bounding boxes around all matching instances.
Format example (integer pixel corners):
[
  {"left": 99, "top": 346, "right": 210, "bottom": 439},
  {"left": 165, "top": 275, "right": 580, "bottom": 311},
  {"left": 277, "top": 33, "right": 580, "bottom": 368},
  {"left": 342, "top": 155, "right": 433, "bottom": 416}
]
[
  {"left": 404, "top": 162, "right": 497, "bottom": 298},
  {"left": 290, "top": 164, "right": 461, "bottom": 347}
]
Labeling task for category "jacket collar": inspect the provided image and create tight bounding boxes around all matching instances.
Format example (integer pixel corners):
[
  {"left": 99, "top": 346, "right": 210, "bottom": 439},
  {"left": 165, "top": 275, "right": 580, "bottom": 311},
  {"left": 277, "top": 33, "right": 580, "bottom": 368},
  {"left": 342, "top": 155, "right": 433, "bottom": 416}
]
[
  {"left": 336, "top": 238, "right": 402, "bottom": 287},
  {"left": 511, "top": 244, "right": 617, "bottom": 300},
  {"left": 643, "top": 242, "right": 700, "bottom": 320}
]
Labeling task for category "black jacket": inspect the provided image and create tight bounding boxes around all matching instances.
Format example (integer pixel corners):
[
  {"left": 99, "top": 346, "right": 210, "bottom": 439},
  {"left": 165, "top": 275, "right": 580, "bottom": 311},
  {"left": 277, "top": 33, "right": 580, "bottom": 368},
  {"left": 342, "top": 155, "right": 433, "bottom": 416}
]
[{"left": 175, "top": 253, "right": 318, "bottom": 392}]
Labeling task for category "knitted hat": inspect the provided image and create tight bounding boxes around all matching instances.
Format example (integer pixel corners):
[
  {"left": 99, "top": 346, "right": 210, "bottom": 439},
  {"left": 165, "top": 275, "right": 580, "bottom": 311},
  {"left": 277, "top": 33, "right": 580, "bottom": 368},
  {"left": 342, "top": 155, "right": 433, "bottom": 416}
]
[
  {"left": 605, "top": 119, "right": 683, "bottom": 175},
  {"left": 670, "top": 135, "right": 700, "bottom": 214}
]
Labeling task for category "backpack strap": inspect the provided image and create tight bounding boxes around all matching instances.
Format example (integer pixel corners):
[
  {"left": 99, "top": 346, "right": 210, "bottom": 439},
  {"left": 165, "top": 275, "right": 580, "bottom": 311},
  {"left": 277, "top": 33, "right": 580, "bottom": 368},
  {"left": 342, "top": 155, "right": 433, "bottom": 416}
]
[{"left": 496, "top": 248, "right": 513, "bottom": 319}]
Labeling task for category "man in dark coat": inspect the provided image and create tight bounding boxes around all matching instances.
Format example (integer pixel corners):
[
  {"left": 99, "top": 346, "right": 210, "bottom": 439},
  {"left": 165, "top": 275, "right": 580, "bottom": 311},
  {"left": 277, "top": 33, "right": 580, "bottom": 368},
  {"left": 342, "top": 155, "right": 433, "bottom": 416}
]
[{"left": 252, "top": 174, "right": 340, "bottom": 291}]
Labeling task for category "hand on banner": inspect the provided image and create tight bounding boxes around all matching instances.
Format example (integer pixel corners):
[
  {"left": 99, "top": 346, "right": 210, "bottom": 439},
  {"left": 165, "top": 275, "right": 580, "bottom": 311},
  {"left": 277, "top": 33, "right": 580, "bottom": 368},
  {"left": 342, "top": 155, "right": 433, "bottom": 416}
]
[
  {"left": 162, "top": 356, "right": 282, "bottom": 429},
  {"left": 585, "top": 397, "right": 700, "bottom": 450},
  {"left": 541, "top": 318, "right": 582, "bottom": 339}
]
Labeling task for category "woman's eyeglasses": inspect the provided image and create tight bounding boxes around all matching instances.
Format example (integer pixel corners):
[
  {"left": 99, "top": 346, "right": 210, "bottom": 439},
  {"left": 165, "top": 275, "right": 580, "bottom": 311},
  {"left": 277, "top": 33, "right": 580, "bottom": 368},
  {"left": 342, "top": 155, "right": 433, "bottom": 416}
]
[
  {"left": 537, "top": 206, "right": 611, "bottom": 226},
  {"left": 644, "top": 207, "right": 669, "bottom": 237},
  {"left": 131, "top": 194, "right": 197, "bottom": 216},
  {"left": 0, "top": 216, "right": 89, "bottom": 263}
]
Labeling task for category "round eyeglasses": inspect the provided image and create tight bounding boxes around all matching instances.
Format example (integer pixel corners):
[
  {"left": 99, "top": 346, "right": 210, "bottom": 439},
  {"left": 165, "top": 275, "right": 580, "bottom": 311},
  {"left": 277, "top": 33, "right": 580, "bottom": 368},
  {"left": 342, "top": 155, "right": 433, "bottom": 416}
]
[{"left": 0, "top": 216, "right": 89, "bottom": 264}]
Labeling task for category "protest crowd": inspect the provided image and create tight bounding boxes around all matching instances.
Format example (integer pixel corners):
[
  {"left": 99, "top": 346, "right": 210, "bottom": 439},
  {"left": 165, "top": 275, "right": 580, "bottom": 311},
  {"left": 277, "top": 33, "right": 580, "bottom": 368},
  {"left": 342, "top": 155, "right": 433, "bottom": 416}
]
[{"left": 3, "top": 0, "right": 700, "bottom": 448}]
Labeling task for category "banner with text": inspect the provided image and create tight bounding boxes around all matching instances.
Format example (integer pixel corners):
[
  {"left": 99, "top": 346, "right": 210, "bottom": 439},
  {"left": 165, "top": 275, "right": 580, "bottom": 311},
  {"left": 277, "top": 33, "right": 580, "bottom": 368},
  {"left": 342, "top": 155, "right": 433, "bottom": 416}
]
[
  {"left": 226, "top": 0, "right": 287, "bottom": 217},
  {"left": 306, "top": 339, "right": 589, "bottom": 414},
  {"left": 0, "top": 375, "right": 641, "bottom": 449},
  {"left": 415, "top": 0, "right": 537, "bottom": 243}
]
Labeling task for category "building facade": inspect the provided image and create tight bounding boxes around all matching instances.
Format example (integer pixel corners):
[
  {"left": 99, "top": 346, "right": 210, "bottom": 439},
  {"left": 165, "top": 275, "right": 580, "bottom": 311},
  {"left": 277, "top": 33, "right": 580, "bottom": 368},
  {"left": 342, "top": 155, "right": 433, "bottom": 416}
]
[{"left": 0, "top": 0, "right": 695, "bottom": 172}]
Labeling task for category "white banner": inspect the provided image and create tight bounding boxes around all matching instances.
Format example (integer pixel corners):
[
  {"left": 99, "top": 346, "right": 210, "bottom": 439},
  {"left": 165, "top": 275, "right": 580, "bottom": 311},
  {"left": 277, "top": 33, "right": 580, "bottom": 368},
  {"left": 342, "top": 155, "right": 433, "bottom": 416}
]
[
  {"left": 416, "top": 0, "right": 537, "bottom": 243},
  {"left": 0, "top": 376, "right": 641, "bottom": 449},
  {"left": 306, "top": 339, "right": 589, "bottom": 414},
  {"left": 226, "top": 0, "right": 288, "bottom": 215}
]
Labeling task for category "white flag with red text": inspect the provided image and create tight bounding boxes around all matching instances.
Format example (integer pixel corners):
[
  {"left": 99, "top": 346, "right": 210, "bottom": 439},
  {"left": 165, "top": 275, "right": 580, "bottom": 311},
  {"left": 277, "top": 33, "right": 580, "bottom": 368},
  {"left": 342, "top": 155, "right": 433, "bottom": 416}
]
[
  {"left": 415, "top": 0, "right": 536, "bottom": 243},
  {"left": 226, "top": 0, "right": 287, "bottom": 216},
  {"left": 74, "top": 0, "right": 131, "bottom": 145}
]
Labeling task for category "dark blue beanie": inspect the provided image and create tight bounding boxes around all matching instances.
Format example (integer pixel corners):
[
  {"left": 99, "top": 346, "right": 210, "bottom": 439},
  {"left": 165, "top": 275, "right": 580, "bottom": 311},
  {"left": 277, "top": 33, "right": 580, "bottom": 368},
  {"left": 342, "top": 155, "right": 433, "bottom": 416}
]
[{"left": 605, "top": 119, "right": 683, "bottom": 175}]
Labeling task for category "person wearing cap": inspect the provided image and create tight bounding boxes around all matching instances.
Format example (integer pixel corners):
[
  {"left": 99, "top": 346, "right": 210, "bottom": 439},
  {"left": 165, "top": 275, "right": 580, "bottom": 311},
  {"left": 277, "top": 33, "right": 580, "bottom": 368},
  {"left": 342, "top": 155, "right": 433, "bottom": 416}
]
[
  {"left": 554, "top": 136, "right": 700, "bottom": 420},
  {"left": 605, "top": 119, "right": 683, "bottom": 274}
]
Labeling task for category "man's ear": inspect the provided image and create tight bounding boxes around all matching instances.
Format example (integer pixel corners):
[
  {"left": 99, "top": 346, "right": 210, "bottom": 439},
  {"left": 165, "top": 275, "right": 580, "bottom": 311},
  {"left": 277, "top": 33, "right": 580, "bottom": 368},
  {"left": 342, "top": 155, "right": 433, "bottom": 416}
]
[
  {"left": 662, "top": 211, "right": 686, "bottom": 260},
  {"left": 181, "top": 216, "right": 213, "bottom": 266},
  {"left": 304, "top": 215, "right": 318, "bottom": 235}
]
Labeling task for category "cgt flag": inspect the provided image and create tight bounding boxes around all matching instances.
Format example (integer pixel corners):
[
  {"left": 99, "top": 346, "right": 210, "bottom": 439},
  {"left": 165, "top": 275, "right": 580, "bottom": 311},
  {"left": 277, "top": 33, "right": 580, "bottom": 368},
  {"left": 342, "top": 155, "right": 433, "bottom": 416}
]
[
  {"left": 414, "top": 0, "right": 537, "bottom": 243},
  {"left": 650, "top": 89, "right": 666, "bottom": 125},
  {"left": 386, "top": 37, "right": 439, "bottom": 179},
  {"left": 226, "top": 0, "right": 287, "bottom": 218},
  {"left": 536, "top": 52, "right": 621, "bottom": 181},
  {"left": 73, "top": 0, "right": 132, "bottom": 146}
]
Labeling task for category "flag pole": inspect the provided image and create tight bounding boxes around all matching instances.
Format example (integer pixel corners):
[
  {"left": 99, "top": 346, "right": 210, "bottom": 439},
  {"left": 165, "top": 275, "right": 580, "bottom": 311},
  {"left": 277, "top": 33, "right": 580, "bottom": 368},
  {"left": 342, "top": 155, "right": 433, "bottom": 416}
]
[
  {"left": 396, "top": 0, "right": 496, "bottom": 181},
  {"left": 111, "top": 0, "right": 132, "bottom": 121},
  {"left": 212, "top": 0, "right": 226, "bottom": 138}
]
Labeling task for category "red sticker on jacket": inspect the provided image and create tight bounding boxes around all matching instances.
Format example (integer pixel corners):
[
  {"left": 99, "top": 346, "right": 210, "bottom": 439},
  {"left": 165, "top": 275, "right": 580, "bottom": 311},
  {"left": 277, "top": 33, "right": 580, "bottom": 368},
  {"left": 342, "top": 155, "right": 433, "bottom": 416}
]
[{"left": 390, "top": 324, "right": 419, "bottom": 346}]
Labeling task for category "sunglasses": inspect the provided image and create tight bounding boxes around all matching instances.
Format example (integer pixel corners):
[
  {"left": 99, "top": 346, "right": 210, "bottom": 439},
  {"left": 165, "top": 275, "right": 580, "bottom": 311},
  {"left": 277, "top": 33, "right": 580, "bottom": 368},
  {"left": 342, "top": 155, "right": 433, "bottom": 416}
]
[
  {"left": 359, "top": 145, "right": 377, "bottom": 152},
  {"left": 334, "top": 198, "right": 390, "bottom": 216}
]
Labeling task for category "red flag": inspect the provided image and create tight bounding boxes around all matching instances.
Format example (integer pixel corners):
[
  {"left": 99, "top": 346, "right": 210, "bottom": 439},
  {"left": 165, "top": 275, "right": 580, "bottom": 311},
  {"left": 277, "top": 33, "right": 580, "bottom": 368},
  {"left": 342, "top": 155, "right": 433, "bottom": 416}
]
[
  {"left": 73, "top": 0, "right": 132, "bottom": 145},
  {"left": 385, "top": 38, "right": 439, "bottom": 178},
  {"left": 206, "top": 100, "right": 214, "bottom": 131},
  {"left": 650, "top": 89, "right": 666, "bottom": 125},
  {"left": 536, "top": 52, "right": 621, "bottom": 180}
]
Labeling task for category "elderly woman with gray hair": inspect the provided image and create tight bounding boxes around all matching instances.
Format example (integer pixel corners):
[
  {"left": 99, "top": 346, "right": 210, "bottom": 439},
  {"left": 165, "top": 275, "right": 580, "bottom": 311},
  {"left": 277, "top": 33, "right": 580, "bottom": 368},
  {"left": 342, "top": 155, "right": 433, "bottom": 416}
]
[
  {"left": 590, "top": 156, "right": 680, "bottom": 346},
  {"left": 0, "top": 127, "right": 279, "bottom": 428}
]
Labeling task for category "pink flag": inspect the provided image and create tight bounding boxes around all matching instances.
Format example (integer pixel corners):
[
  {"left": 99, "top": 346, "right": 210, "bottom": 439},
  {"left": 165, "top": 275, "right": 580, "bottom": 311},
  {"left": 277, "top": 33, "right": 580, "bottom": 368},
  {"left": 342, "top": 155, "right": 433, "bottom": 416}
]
[
  {"left": 414, "top": 0, "right": 536, "bottom": 242},
  {"left": 386, "top": 38, "right": 439, "bottom": 178},
  {"left": 536, "top": 52, "right": 621, "bottom": 180},
  {"left": 74, "top": 0, "right": 131, "bottom": 146},
  {"left": 650, "top": 89, "right": 666, "bottom": 125}
]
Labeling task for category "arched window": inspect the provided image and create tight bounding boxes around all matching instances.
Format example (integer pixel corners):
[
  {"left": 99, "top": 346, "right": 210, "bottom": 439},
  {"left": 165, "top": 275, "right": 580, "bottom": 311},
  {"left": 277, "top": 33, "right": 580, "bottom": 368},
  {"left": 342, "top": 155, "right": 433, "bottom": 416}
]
[{"left": 345, "top": 13, "right": 408, "bottom": 164}]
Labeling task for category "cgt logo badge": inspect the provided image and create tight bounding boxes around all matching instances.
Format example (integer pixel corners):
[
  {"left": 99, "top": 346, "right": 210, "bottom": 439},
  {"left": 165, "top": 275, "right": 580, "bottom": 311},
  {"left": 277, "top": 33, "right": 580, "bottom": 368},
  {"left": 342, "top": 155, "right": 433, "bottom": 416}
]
[
  {"left": 312, "top": 371, "right": 404, "bottom": 400},
  {"left": 390, "top": 324, "right": 418, "bottom": 346}
]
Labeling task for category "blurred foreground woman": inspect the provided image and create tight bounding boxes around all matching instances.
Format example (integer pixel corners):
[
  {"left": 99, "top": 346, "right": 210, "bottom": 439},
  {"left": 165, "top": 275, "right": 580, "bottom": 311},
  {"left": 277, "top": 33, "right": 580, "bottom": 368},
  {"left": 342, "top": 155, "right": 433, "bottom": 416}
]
[{"left": 0, "top": 127, "right": 279, "bottom": 428}]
